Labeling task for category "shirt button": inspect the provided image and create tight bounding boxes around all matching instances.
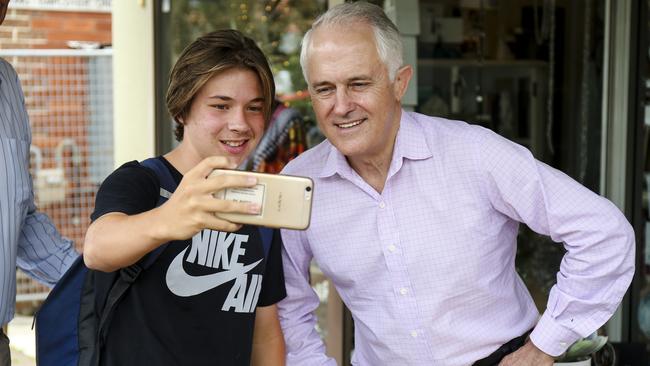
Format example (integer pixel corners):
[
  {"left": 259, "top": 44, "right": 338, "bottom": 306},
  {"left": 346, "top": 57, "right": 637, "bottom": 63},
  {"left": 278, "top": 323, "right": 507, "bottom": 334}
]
[
  {"left": 399, "top": 288, "right": 408, "bottom": 295},
  {"left": 410, "top": 330, "right": 418, "bottom": 338},
  {"left": 379, "top": 202, "right": 386, "bottom": 209},
  {"left": 388, "top": 245, "right": 396, "bottom": 252}
]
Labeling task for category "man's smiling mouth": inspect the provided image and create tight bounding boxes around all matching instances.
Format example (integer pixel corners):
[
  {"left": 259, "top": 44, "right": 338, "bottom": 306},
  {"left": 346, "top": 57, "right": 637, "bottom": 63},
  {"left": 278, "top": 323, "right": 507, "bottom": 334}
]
[{"left": 337, "top": 118, "right": 365, "bottom": 129}]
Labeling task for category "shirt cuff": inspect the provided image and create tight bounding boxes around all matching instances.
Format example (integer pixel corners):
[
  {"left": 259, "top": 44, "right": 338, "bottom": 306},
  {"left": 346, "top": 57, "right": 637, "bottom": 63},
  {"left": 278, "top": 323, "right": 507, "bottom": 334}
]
[
  {"left": 529, "top": 311, "right": 582, "bottom": 357},
  {"left": 61, "top": 245, "right": 80, "bottom": 273}
]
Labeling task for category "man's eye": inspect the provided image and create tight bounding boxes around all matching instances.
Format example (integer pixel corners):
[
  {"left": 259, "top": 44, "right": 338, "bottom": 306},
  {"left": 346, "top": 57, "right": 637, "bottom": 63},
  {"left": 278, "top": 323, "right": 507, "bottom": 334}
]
[
  {"left": 350, "top": 82, "right": 369, "bottom": 89},
  {"left": 315, "top": 87, "right": 333, "bottom": 95}
]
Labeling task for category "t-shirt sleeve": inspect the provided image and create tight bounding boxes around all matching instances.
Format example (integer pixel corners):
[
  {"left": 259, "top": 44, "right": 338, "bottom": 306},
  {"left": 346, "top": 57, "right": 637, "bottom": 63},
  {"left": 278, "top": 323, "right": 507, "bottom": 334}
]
[
  {"left": 91, "top": 161, "right": 160, "bottom": 221},
  {"left": 257, "top": 228, "right": 287, "bottom": 306}
]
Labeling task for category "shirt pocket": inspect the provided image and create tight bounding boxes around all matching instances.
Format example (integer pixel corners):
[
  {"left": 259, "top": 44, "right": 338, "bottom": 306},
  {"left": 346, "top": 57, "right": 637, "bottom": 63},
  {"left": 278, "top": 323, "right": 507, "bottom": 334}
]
[{"left": 0, "top": 137, "right": 32, "bottom": 205}]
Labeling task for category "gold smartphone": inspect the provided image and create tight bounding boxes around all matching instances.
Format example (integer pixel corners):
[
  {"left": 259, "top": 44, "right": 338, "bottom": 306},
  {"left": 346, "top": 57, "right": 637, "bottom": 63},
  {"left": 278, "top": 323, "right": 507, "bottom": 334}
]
[{"left": 209, "top": 169, "right": 314, "bottom": 230}]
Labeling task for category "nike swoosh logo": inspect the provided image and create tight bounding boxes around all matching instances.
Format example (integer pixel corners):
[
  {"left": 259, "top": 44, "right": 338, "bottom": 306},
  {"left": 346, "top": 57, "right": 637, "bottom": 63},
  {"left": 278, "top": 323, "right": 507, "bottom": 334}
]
[{"left": 166, "top": 246, "right": 262, "bottom": 297}]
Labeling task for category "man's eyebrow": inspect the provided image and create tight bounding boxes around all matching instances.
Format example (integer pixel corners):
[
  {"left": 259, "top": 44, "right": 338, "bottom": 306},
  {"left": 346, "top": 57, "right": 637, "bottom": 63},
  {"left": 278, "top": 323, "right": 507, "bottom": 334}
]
[
  {"left": 311, "top": 81, "right": 331, "bottom": 89},
  {"left": 348, "top": 76, "right": 371, "bottom": 82},
  {"left": 311, "top": 76, "right": 372, "bottom": 88}
]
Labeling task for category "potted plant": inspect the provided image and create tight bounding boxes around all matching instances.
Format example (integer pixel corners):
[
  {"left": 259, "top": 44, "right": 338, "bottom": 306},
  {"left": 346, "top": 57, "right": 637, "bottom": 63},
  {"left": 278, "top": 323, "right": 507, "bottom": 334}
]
[{"left": 554, "top": 333, "right": 609, "bottom": 365}]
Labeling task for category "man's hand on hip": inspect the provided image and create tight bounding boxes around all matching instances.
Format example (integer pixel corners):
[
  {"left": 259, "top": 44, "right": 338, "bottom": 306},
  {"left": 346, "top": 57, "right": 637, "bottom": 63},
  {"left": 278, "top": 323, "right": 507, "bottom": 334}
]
[{"left": 498, "top": 340, "right": 554, "bottom": 366}]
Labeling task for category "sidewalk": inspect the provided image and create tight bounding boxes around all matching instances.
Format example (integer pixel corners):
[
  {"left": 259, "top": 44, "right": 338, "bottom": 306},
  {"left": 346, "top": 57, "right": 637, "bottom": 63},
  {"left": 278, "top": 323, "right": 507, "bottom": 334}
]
[{"left": 7, "top": 315, "right": 36, "bottom": 366}]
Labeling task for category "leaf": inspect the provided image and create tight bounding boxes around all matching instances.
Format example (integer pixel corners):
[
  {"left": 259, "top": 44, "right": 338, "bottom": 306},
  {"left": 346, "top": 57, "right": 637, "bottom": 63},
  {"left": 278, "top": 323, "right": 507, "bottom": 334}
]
[{"left": 561, "top": 336, "right": 608, "bottom": 360}]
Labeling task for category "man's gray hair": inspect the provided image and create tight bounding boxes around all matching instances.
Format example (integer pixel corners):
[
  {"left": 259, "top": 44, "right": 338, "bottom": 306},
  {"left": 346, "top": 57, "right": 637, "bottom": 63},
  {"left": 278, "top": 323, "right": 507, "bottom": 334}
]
[{"left": 300, "top": 1, "right": 404, "bottom": 83}]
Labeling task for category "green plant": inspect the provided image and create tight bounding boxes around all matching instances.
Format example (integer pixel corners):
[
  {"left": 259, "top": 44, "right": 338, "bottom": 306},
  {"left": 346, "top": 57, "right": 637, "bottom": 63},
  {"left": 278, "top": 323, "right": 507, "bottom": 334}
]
[{"left": 556, "top": 333, "right": 608, "bottom": 362}]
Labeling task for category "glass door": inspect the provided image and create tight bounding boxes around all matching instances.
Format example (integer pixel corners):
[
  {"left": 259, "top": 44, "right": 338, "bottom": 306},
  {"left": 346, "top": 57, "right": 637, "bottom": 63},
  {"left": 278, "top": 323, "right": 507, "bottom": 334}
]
[
  {"left": 416, "top": 0, "right": 608, "bottom": 314},
  {"left": 630, "top": 0, "right": 650, "bottom": 362}
]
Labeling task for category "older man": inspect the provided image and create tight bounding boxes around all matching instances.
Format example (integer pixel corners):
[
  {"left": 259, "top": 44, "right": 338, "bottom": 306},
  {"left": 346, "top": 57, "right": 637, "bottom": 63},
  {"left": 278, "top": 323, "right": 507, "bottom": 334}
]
[
  {"left": 277, "top": 2, "right": 635, "bottom": 366},
  {"left": 0, "top": 1, "right": 78, "bottom": 364}
]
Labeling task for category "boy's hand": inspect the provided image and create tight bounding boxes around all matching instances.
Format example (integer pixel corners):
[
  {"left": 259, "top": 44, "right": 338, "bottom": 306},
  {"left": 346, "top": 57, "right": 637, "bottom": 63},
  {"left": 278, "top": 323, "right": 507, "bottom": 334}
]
[{"left": 155, "top": 156, "right": 260, "bottom": 241}]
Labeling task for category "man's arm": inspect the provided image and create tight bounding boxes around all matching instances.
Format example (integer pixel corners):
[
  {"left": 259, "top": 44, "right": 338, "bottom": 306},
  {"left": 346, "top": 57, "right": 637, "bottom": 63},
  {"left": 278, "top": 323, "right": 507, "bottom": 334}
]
[
  {"left": 16, "top": 196, "right": 78, "bottom": 287},
  {"left": 477, "top": 128, "right": 635, "bottom": 357},
  {"left": 251, "top": 304, "right": 285, "bottom": 366},
  {"left": 278, "top": 228, "right": 337, "bottom": 366},
  {"left": 3, "top": 58, "right": 78, "bottom": 286}
]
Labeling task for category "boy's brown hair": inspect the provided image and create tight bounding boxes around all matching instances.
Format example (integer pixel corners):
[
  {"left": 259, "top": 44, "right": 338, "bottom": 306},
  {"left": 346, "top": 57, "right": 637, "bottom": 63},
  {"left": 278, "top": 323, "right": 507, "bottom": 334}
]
[{"left": 166, "top": 29, "right": 275, "bottom": 141}]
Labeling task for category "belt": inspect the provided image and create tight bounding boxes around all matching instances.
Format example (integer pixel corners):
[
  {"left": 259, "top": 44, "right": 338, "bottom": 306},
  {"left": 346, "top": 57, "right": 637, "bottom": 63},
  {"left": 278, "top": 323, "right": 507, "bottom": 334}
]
[{"left": 472, "top": 330, "right": 531, "bottom": 366}]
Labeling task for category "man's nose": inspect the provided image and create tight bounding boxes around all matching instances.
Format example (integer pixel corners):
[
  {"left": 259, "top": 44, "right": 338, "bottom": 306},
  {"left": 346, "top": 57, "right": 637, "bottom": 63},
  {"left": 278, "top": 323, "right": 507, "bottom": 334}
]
[{"left": 333, "top": 88, "right": 354, "bottom": 116}]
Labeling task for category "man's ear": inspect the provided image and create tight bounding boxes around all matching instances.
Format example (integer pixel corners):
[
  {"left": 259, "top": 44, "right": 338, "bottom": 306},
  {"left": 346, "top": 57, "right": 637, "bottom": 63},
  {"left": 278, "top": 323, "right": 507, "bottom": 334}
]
[{"left": 393, "top": 65, "right": 413, "bottom": 101}]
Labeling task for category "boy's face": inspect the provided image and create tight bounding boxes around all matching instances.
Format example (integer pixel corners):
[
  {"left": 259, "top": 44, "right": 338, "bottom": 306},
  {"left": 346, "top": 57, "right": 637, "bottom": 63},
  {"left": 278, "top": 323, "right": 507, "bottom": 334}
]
[{"left": 180, "top": 68, "right": 266, "bottom": 166}]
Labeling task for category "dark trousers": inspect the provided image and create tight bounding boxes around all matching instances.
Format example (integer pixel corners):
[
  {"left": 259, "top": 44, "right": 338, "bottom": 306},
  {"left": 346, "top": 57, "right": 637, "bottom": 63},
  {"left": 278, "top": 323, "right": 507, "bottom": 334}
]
[
  {"left": 472, "top": 331, "right": 530, "bottom": 366},
  {"left": 0, "top": 327, "right": 10, "bottom": 366}
]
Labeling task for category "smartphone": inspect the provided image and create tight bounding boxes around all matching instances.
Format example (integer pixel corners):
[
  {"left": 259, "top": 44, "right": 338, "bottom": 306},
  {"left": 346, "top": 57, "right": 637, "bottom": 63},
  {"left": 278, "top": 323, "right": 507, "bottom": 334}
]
[{"left": 209, "top": 169, "right": 313, "bottom": 230}]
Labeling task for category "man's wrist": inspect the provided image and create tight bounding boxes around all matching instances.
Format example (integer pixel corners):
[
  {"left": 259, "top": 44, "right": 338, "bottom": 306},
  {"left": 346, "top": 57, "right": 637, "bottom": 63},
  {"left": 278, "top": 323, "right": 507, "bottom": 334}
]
[
  {"left": 529, "top": 312, "right": 582, "bottom": 356},
  {"left": 525, "top": 339, "right": 554, "bottom": 360}
]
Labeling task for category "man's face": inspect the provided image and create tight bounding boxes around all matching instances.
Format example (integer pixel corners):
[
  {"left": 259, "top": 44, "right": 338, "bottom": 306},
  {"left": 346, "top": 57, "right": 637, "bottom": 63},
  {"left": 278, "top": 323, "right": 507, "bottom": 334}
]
[
  {"left": 0, "top": 0, "right": 9, "bottom": 26},
  {"left": 305, "top": 23, "right": 410, "bottom": 164}
]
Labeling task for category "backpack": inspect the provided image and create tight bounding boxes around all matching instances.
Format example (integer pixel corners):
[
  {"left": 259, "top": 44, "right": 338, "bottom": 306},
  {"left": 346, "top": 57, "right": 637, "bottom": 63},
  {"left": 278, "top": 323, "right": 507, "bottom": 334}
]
[{"left": 35, "top": 157, "right": 274, "bottom": 366}]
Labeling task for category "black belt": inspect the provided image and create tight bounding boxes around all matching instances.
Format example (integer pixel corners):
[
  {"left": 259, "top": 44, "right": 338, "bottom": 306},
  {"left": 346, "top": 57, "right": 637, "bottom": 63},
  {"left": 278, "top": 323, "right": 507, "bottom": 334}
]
[{"left": 472, "top": 330, "right": 531, "bottom": 366}]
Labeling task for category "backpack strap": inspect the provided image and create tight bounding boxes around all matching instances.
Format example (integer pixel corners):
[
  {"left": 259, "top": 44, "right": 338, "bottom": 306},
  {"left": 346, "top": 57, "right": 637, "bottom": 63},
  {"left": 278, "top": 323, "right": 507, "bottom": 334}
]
[
  {"left": 116, "top": 158, "right": 176, "bottom": 279},
  {"left": 258, "top": 227, "right": 273, "bottom": 258},
  {"left": 96, "top": 157, "right": 178, "bottom": 351},
  {"left": 137, "top": 157, "right": 177, "bottom": 268}
]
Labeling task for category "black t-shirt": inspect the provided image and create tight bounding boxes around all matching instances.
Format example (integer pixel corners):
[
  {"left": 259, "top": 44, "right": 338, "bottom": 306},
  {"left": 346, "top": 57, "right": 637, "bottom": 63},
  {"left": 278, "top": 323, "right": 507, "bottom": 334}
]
[{"left": 91, "top": 157, "right": 286, "bottom": 366}]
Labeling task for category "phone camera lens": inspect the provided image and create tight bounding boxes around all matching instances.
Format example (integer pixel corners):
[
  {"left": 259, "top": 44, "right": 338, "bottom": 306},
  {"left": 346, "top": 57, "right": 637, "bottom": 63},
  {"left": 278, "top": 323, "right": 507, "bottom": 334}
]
[{"left": 305, "top": 186, "right": 312, "bottom": 192}]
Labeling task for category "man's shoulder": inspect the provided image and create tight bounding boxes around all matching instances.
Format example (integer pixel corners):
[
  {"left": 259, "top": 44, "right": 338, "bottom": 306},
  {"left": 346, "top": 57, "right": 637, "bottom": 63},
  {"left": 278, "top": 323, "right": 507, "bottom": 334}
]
[
  {"left": 0, "top": 57, "right": 13, "bottom": 70},
  {"left": 407, "top": 112, "right": 490, "bottom": 146},
  {"left": 0, "top": 58, "right": 17, "bottom": 80},
  {"left": 411, "top": 112, "right": 537, "bottom": 172}
]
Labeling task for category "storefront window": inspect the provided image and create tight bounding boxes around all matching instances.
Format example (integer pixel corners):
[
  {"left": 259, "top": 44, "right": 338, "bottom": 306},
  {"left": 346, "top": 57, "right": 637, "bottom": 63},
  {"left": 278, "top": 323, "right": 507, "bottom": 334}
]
[
  {"left": 633, "top": 0, "right": 650, "bottom": 358},
  {"left": 416, "top": 0, "right": 606, "bottom": 311}
]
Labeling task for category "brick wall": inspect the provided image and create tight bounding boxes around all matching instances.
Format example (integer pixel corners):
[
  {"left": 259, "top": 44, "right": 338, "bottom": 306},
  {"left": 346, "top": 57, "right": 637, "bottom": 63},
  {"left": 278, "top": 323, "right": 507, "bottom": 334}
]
[
  {"left": 0, "top": 8, "right": 111, "bottom": 49},
  {"left": 2, "top": 7, "right": 113, "bottom": 304}
]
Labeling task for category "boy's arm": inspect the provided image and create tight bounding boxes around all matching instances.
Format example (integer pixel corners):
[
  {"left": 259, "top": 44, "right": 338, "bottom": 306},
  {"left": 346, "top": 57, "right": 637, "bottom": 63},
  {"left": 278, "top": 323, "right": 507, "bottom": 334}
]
[
  {"left": 84, "top": 157, "right": 259, "bottom": 272},
  {"left": 251, "top": 304, "right": 285, "bottom": 366}
]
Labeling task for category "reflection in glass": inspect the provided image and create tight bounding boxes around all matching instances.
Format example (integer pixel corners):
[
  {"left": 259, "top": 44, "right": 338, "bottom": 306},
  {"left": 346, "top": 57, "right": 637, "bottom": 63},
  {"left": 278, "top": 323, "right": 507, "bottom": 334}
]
[
  {"left": 417, "top": 0, "right": 605, "bottom": 310},
  {"left": 634, "top": 0, "right": 650, "bottom": 351}
]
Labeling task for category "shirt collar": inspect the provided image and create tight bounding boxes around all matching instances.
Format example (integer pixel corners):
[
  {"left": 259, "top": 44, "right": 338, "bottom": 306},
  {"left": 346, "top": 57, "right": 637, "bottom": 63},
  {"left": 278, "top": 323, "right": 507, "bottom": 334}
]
[
  {"left": 393, "top": 111, "right": 433, "bottom": 162},
  {"left": 316, "top": 110, "right": 433, "bottom": 179}
]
